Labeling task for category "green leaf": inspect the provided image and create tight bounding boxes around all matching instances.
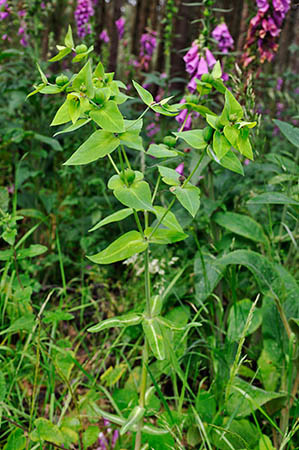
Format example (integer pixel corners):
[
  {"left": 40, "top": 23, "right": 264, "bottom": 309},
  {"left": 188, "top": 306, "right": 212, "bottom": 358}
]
[
  {"left": 40, "top": 85, "right": 64, "bottom": 94},
  {"left": 144, "top": 227, "right": 188, "bottom": 244},
  {"left": 220, "top": 89, "right": 243, "bottom": 125},
  {"left": 113, "top": 180, "right": 154, "bottom": 211},
  {"left": 218, "top": 149, "right": 244, "bottom": 175},
  {"left": 196, "top": 391, "right": 216, "bottom": 422},
  {"left": 227, "top": 299, "right": 262, "bottom": 341},
  {"left": 210, "top": 418, "right": 259, "bottom": 450},
  {"left": 53, "top": 118, "right": 91, "bottom": 137},
  {"left": 119, "top": 130, "right": 144, "bottom": 151},
  {"left": 27, "top": 83, "right": 47, "bottom": 98},
  {"left": 90, "top": 101, "right": 125, "bottom": 132},
  {"left": 158, "top": 166, "right": 180, "bottom": 186},
  {"left": 226, "top": 377, "right": 285, "bottom": 418},
  {"left": 16, "top": 244, "right": 47, "bottom": 259},
  {"left": 64, "top": 130, "right": 119, "bottom": 165},
  {"left": 172, "top": 185, "right": 200, "bottom": 217},
  {"left": 211, "top": 60, "right": 222, "bottom": 78},
  {"left": 257, "top": 349, "right": 280, "bottom": 391},
  {"left": 223, "top": 124, "right": 239, "bottom": 147},
  {"left": 50, "top": 100, "right": 71, "bottom": 126},
  {"left": 82, "top": 426, "right": 99, "bottom": 448},
  {"left": 120, "top": 406, "right": 145, "bottom": 435},
  {"left": 88, "top": 313, "right": 142, "bottom": 332},
  {"left": 194, "top": 252, "right": 225, "bottom": 305},
  {"left": 247, "top": 192, "right": 299, "bottom": 205},
  {"left": 273, "top": 119, "right": 299, "bottom": 147},
  {"left": 55, "top": 351, "right": 75, "bottom": 380},
  {"left": 0, "top": 371, "right": 6, "bottom": 402},
  {"left": 89, "top": 208, "right": 133, "bottom": 232},
  {"left": 87, "top": 230, "right": 148, "bottom": 264},
  {"left": 206, "top": 114, "right": 219, "bottom": 130},
  {"left": 72, "top": 45, "right": 94, "bottom": 63},
  {"left": 68, "top": 95, "right": 81, "bottom": 124},
  {"left": 213, "top": 211, "right": 269, "bottom": 246},
  {"left": 142, "top": 317, "right": 166, "bottom": 360},
  {"left": 36, "top": 63, "right": 47, "bottom": 84},
  {"left": 132, "top": 80, "right": 154, "bottom": 106},
  {"left": 237, "top": 129, "right": 253, "bottom": 160},
  {"left": 150, "top": 295, "right": 163, "bottom": 317},
  {"left": 3, "top": 428, "right": 26, "bottom": 450},
  {"left": 0, "top": 187, "right": 9, "bottom": 212},
  {"left": 219, "top": 250, "right": 281, "bottom": 299},
  {"left": 213, "top": 130, "right": 231, "bottom": 159},
  {"left": 31, "top": 418, "right": 64, "bottom": 446},
  {"left": 94, "top": 61, "right": 105, "bottom": 79},
  {"left": 153, "top": 206, "right": 183, "bottom": 232},
  {"left": 72, "top": 59, "right": 94, "bottom": 98},
  {"left": 174, "top": 129, "right": 207, "bottom": 149},
  {"left": 147, "top": 144, "right": 178, "bottom": 158},
  {"left": 42, "top": 310, "right": 74, "bottom": 323},
  {"left": 49, "top": 47, "right": 71, "bottom": 62},
  {"left": 259, "top": 435, "right": 275, "bottom": 450},
  {"left": 64, "top": 25, "right": 74, "bottom": 48},
  {"left": 0, "top": 314, "right": 35, "bottom": 336}
]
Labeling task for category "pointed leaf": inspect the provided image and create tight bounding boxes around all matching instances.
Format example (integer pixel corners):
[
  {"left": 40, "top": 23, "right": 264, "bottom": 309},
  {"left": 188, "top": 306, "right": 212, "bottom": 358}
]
[
  {"left": 64, "top": 25, "right": 74, "bottom": 48},
  {"left": 273, "top": 119, "right": 299, "bottom": 147},
  {"left": 174, "top": 129, "right": 207, "bottom": 149},
  {"left": 150, "top": 295, "right": 163, "bottom": 317},
  {"left": 224, "top": 124, "right": 239, "bottom": 147},
  {"left": 88, "top": 313, "right": 142, "bottom": 332},
  {"left": 113, "top": 181, "right": 154, "bottom": 211},
  {"left": 49, "top": 47, "right": 71, "bottom": 62},
  {"left": 227, "top": 299, "right": 262, "bottom": 342},
  {"left": 90, "top": 101, "right": 125, "bottom": 132},
  {"left": 172, "top": 185, "right": 200, "bottom": 217},
  {"left": 211, "top": 60, "right": 222, "bottom": 78},
  {"left": 213, "top": 130, "right": 231, "bottom": 159},
  {"left": 247, "top": 192, "right": 299, "bottom": 205},
  {"left": 158, "top": 166, "right": 180, "bottom": 186},
  {"left": 142, "top": 317, "right": 165, "bottom": 360},
  {"left": 144, "top": 227, "right": 188, "bottom": 244},
  {"left": 31, "top": 419, "right": 64, "bottom": 446},
  {"left": 119, "top": 130, "right": 144, "bottom": 151},
  {"left": 87, "top": 230, "right": 147, "bottom": 264},
  {"left": 132, "top": 80, "right": 154, "bottom": 105},
  {"left": 89, "top": 208, "right": 133, "bottom": 232},
  {"left": 213, "top": 212, "right": 269, "bottom": 246},
  {"left": 53, "top": 118, "right": 91, "bottom": 137},
  {"left": 36, "top": 63, "right": 47, "bottom": 84},
  {"left": 64, "top": 130, "right": 119, "bottom": 165},
  {"left": 147, "top": 144, "right": 178, "bottom": 158},
  {"left": 72, "top": 59, "right": 94, "bottom": 98},
  {"left": 51, "top": 100, "right": 71, "bottom": 126},
  {"left": 218, "top": 150, "right": 244, "bottom": 175},
  {"left": 153, "top": 206, "right": 183, "bottom": 232}
]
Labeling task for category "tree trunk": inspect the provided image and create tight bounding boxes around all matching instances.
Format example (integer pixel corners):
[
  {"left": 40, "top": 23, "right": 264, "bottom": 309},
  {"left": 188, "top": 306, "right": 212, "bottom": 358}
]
[{"left": 108, "top": 0, "right": 122, "bottom": 72}]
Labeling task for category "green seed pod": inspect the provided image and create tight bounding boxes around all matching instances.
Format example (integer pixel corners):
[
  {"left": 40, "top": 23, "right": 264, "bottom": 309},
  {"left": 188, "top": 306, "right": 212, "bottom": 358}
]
[
  {"left": 55, "top": 74, "right": 69, "bottom": 86},
  {"left": 125, "top": 169, "right": 136, "bottom": 185},
  {"left": 163, "top": 136, "right": 176, "bottom": 147},
  {"left": 203, "top": 125, "right": 213, "bottom": 142},
  {"left": 94, "top": 89, "right": 106, "bottom": 105},
  {"left": 75, "top": 44, "right": 88, "bottom": 54}
]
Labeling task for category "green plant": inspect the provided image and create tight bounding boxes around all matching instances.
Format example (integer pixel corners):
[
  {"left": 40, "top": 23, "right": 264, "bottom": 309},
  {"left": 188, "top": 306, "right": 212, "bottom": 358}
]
[{"left": 26, "top": 26, "right": 258, "bottom": 449}]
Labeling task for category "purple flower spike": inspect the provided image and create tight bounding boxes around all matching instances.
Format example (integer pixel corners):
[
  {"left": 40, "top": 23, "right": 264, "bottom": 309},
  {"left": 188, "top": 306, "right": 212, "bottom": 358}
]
[
  {"left": 183, "top": 42, "right": 198, "bottom": 64},
  {"left": 175, "top": 163, "right": 184, "bottom": 176},
  {"left": 98, "top": 432, "right": 108, "bottom": 450},
  {"left": 212, "top": 23, "right": 234, "bottom": 53},
  {"left": 205, "top": 49, "right": 216, "bottom": 68},
  {"left": 75, "top": 0, "right": 94, "bottom": 38},
  {"left": 99, "top": 29, "right": 109, "bottom": 43},
  {"left": 115, "top": 17, "right": 125, "bottom": 39}
]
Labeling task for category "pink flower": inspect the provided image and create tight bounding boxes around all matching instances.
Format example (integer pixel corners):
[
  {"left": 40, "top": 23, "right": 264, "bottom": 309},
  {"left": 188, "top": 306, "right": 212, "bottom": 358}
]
[
  {"left": 187, "top": 57, "right": 208, "bottom": 92},
  {"left": 256, "top": 0, "right": 269, "bottom": 13},
  {"left": 175, "top": 163, "right": 184, "bottom": 176},
  {"left": 74, "top": 0, "right": 94, "bottom": 38},
  {"left": 205, "top": 49, "right": 216, "bottom": 68},
  {"left": 99, "top": 29, "right": 109, "bottom": 43},
  {"left": 212, "top": 23, "right": 234, "bottom": 53},
  {"left": 115, "top": 17, "right": 125, "bottom": 39}
]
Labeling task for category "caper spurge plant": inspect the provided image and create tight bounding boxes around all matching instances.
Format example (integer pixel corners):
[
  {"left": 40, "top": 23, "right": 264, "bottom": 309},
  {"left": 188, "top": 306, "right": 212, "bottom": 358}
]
[{"left": 29, "top": 26, "right": 256, "bottom": 450}]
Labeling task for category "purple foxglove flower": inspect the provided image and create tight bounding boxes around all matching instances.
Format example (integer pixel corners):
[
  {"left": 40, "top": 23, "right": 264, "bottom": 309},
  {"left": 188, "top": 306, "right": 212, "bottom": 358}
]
[
  {"left": 0, "top": 11, "right": 9, "bottom": 19},
  {"left": 98, "top": 432, "right": 108, "bottom": 450},
  {"left": 187, "top": 56, "right": 209, "bottom": 91},
  {"left": 115, "top": 17, "right": 125, "bottom": 39},
  {"left": 140, "top": 32, "right": 157, "bottom": 58},
  {"left": 111, "top": 429, "right": 119, "bottom": 448},
  {"left": 20, "top": 36, "right": 28, "bottom": 47},
  {"left": 75, "top": 0, "right": 94, "bottom": 38},
  {"left": 18, "top": 9, "right": 26, "bottom": 17},
  {"left": 175, "top": 99, "right": 188, "bottom": 125},
  {"left": 273, "top": 0, "right": 290, "bottom": 13},
  {"left": 41, "top": 2, "right": 46, "bottom": 8},
  {"left": 212, "top": 23, "right": 234, "bottom": 53},
  {"left": 186, "top": 52, "right": 199, "bottom": 75},
  {"left": 99, "top": 29, "right": 109, "bottom": 43},
  {"left": 267, "top": 17, "right": 280, "bottom": 37},
  {"left": 205, "top": 49, "right": 216, "bottom": 68},
  {"left": 175, "top": 163, "right": 184, "bottom": 176},
  {"left": 256, "top": 0, "right": 269, "bottom": 13},
  {"left": 183, "top": 42, "right": 198, "bottom": 64}
]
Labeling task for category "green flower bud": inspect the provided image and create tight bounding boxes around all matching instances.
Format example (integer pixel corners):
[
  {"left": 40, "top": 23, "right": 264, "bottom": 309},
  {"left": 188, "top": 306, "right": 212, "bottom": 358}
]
[
  {"left": 75, "top": 44, "right": 88, "bottom": 54},
  {"left": 55, "top": 74, "right": 69, "bottom": 86},
  {"left": 120, "top": 169, "right": 136, "bottom": 185},
  {"left": 163, "top": 136, "right": 176, "bottom": 147},
  {"left": 94, "top": 89, "right": 106, "bottom": 105}
]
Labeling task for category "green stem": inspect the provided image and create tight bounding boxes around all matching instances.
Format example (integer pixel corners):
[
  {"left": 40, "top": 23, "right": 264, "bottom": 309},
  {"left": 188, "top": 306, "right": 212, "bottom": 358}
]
[
  {"left": 126, "top": 106, "right": 150, "bottom": 131},
  {"left": 121, "top": 144, "right": 131, "bottom": 169},
  {"left": 135, "top": 248, "right": 151, "bottom": 450},
  {"left": 151, "top": 174, "right": 161, "bottom": 204},
  {"left": 133, "top": 210, "right": 144, "bottom": 236},
  {"left": 108, "top": 154, "right": 120, "bottom": 174}
]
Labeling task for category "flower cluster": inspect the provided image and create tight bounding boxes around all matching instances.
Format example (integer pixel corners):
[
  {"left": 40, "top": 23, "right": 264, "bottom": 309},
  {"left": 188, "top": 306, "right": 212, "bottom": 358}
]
[
  {"left": 140, "top": 30, "right": 157, "bottom": 70},
  {"left": 0, "top": 0, "right": 10, "bottom": 20},
  {"left": 212, "top": 23, "right": 234, "bottom": 53},
  {"left": 115, "top": 17, "right": 125, "bottom": 39},
  {"left": 74, "top": 0, "right": 94, "bottom": 38},
  {"left": 99, "top": 29, "right": 109, "bottom": 43},
  {"left": 242, "top": 0, "right": 290, "bottom": 66},
  {"left": 96, "top": 420, "right": 119, "bottom": 450}
]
